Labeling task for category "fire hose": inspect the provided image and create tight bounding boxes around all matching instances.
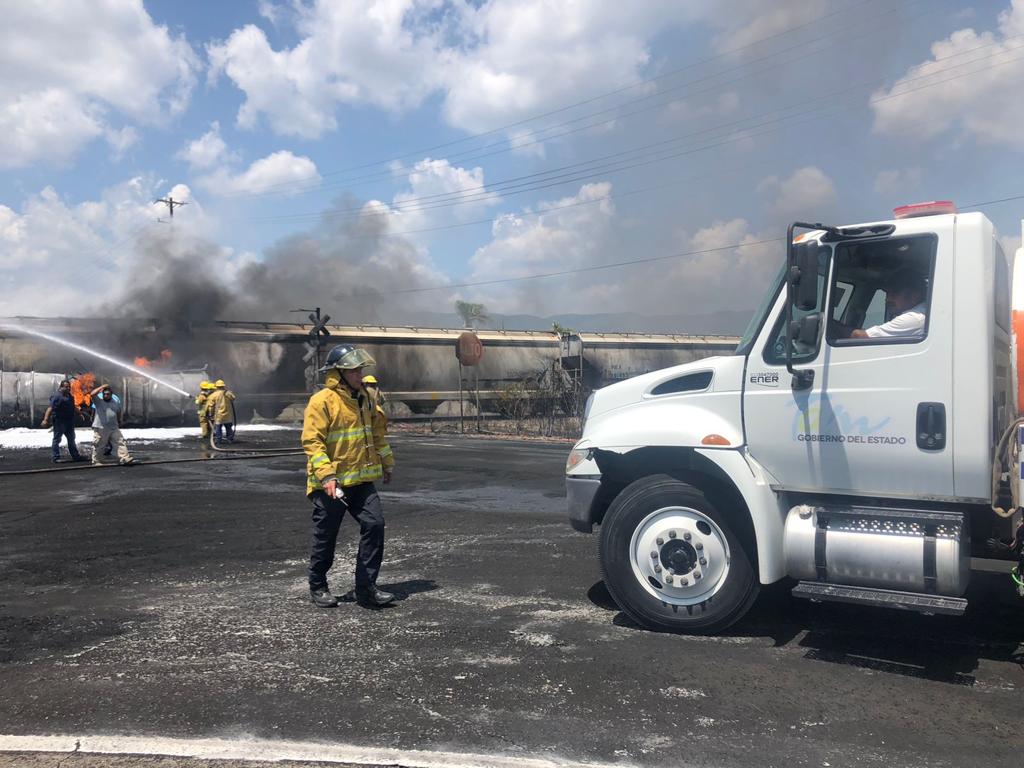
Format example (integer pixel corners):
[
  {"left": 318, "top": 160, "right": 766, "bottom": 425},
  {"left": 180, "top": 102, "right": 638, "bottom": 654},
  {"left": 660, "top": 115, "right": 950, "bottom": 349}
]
[
  {"left": 0, "top": 419, "right": 304, "bottom": 476},
  {"left": 205, "top": 417, "right": 303, "bottom": 454},
  {"left": 0, "top": 450, "right": 302, "bottom": 476}
]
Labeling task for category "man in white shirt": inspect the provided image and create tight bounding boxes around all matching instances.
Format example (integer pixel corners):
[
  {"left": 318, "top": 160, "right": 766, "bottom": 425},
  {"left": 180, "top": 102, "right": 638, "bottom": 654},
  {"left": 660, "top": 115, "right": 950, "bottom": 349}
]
[
  {"left": 849, "top": 269, "right": 927, "bottom": 340},
  {"left": 89, "top": 384, "right": 135, "bottom": 466}
]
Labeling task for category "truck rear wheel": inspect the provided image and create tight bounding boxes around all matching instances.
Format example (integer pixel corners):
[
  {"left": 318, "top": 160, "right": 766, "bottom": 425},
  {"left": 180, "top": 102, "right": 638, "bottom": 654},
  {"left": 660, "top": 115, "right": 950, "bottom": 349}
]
[{"left": 599, "top": 474, "right": 758, "bottom": 634}]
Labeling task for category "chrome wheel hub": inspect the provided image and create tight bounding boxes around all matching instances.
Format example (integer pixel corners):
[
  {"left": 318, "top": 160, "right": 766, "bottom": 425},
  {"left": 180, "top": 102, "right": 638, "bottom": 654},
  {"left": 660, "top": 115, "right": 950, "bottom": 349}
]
[{"left": 628, "top": 505, "right": 731, "bottom": 605}]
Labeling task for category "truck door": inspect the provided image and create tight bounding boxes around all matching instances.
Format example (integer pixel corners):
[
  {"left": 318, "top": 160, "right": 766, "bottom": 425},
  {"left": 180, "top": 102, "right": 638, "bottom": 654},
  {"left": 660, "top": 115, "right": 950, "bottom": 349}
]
[{"left": 743, "top": 221, "right": 954, "bottom": 499}]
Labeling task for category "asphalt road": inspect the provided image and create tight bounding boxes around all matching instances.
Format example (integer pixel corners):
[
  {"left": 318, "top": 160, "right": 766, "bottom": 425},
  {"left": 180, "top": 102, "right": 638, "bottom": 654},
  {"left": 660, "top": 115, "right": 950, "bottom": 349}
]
[{"left": 1, "top": 432, "right": 1023, "bottom": 768}]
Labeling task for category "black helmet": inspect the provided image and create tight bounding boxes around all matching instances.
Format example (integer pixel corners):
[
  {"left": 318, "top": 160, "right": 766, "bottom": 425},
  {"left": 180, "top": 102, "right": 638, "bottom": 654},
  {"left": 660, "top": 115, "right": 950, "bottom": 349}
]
[{"left": 318, "top": 344, "right": 376, "bottom": 372}]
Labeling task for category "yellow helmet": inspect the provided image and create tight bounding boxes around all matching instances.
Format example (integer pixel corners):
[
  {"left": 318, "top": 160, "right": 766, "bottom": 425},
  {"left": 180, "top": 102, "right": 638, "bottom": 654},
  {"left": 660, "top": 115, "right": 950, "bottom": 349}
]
[
  {"left": 214, "top": 379, "right": 226, "bottom": 388},
  {"left": 200, "top": 381, "right": 214, "bottom": 390},
  {"left": 362, "top": 374, "right": 378, "bottom": 385}
]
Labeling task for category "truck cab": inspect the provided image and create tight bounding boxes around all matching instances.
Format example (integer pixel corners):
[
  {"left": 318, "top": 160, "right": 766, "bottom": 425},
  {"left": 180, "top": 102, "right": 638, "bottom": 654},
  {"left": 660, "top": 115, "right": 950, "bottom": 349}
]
[{"left": 566, "top": 203, "right": 1023, "bottom": 633}]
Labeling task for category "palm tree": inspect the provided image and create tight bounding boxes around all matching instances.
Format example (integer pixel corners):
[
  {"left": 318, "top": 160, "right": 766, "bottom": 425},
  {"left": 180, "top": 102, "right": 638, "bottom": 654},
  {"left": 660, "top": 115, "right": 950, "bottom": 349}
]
[{"left": 455, "top": 300, "right": 490, "bottom": 329}]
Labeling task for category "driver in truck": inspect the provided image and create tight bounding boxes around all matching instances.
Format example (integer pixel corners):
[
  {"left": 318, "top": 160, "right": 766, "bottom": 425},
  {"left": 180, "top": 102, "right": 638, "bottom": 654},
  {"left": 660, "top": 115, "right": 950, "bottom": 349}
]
[{"left": 837, "top": 267, "right": 927, "bottom": 339}]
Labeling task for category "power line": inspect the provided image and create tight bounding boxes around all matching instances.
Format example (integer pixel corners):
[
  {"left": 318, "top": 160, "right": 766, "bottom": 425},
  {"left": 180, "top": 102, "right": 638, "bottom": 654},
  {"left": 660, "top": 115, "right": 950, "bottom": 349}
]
[
  {"left": 236, "top": 9, "right": 900, "bottom": 209},
  {"left": 305, "top": 160, "right": 773, "bottom": 242},
  {"left": 383, "top": 192, "right": 1024, "bottom": 295},
  {"left": 215, "top": 0, "right": 889, "bottom": 200},
  {"left": 239, "top": 35, "right": 1024, "bottom": 226},
  {"left": 390, "top": 238, "right": 786, "bottom": 295},
  {"left": 247, "top": 0, "right": 910, "bottom": 200},
  {"left": 61, "top": 34, "right": 1024, "bottom": 271}
]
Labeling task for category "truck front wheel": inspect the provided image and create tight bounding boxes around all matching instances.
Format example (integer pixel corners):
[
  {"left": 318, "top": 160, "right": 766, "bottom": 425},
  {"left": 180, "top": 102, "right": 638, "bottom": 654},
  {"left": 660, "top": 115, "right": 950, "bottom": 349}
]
[{"left": 599, "top": 475, "right": 758, "bottom": 634}]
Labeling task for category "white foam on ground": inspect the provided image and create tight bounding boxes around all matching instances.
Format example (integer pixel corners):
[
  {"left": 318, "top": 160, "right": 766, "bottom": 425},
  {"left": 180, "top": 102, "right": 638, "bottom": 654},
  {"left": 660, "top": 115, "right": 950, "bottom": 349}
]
[
  {"left": 0, "top": 424, "right": 296, "bottom": 449},
  {"left": 0, "top": 734, "right": 638, "bottom": 768}
]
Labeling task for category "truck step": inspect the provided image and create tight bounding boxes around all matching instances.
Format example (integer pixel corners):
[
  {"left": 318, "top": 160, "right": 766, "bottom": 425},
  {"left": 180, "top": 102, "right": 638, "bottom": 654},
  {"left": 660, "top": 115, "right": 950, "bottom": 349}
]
[{"left": 791, "top": 581, "right": 967, "bottom": 616}]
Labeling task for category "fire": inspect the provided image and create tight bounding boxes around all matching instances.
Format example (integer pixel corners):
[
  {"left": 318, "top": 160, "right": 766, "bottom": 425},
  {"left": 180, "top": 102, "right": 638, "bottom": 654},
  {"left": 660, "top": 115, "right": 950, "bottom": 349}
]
[
  {"left": 134, "top": 349, "right": 173, "bottom": 368},
  {"left": 70, "top": 373, "right": 96, "bottom": 409}
]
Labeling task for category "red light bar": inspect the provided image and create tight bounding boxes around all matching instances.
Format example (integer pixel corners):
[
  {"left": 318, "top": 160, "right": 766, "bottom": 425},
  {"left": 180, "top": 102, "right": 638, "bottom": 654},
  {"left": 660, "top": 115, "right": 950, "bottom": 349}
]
[{"left": 893, "top": 201, "right": 956, "bottom": 219}]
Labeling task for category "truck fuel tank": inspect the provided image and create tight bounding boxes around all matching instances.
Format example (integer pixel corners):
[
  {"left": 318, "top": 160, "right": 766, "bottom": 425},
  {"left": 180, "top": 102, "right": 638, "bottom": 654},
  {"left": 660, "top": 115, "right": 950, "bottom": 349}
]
[{"left": 784, "top": 504, "right": 969, "bottom": 597}]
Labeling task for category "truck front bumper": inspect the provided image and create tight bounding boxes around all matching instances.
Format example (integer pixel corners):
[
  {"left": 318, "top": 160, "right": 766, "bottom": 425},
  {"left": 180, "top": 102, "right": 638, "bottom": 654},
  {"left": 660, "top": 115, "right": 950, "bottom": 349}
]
[{"left": 566, "top": 475, "right": 602, "bottom": 533}]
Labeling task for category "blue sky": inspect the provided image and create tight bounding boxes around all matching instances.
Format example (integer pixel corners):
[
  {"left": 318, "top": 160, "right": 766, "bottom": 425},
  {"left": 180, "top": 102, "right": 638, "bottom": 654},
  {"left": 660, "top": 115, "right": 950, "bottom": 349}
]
[{"left": 2, "top": 0, "right": 1022, "bottom": 325}]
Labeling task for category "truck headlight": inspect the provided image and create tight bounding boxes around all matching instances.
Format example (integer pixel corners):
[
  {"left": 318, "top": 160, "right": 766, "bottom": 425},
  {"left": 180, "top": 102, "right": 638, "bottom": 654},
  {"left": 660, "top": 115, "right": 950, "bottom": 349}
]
[{"left": 566, "top": 446, "right": 591, "bottom": 473}]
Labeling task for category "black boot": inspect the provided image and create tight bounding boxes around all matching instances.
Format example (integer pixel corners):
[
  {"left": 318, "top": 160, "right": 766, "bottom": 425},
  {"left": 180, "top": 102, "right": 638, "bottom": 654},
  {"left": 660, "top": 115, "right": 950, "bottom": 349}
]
[
  {"left": 310, "top": 586, "right": 339, "bottom": 608},
  {"left": 355, "top": 585, "right": 395, "bottom": 607}
]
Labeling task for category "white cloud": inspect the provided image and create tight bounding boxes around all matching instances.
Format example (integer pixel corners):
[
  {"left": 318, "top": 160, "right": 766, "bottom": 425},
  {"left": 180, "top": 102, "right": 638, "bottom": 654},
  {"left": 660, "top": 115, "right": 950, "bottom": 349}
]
[
  {"left": 702, "top": 0, "right": 827, "bottom": 51},
  {"left": 655, "top": 218, "right": 781, "bottom": 311},
  {"left": 874, "top": 167, "right": 924, "bottom": 197},
  {"left": 207, "top": 1, "right": 444, "bottom": 138},
  {"left": 0, "top": 179, "right": 226, "bottom": 315},
  {"left": 179, "top": 123, "right": 319, "bottom": 197},
  {"left": 178, "top": 122, "right": 235, "bottom": 171},
  {"left": 105, "top": 126, "right": 140, "bottom": 159},
  {"left": 207, "top": 0, "right": 700, "bottom": 141},
  {"left": 0, "top": 180, "right": 149, "bottom": 311},
  {"left": 197, "top": 150, "right": 320, "bottom": 196},
  {"left": 463, "top": 180, "right": 786, "bottom": 318},
  {"left": 758, "top": 165, "right": 837, "bottom": 221},
  {"left": 0, "top": 89, "right": 104, "bottom": 169},
  {"left": 0, "top": 1, "right": 198, "bottom": 168},
  {"left": 257, "top": 0, "right": 287, "bottom": 26},
  {"left": 467, "top": 182, "right": 618, "bottom": 314},
  {"left": 439, "top": 2, "right": 695, "bottom": 135},
  {"left": 389, "top": 158, "right": 501, "bottom": 233},
  {"left": 872, "top": 0, "right": 1024, "bottom": 148},
  {"left": 661, "top": 91, "right": 740, "bottom": 124}
]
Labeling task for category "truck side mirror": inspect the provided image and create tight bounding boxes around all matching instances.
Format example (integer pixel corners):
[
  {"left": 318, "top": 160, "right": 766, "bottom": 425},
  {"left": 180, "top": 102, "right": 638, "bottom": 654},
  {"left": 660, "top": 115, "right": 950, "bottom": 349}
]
[
  {"left": 789, "top": 312, "right": 821, "bottom": 346},
  {"left": 789, "top": 242, "right": 820, "bottom": 312}
]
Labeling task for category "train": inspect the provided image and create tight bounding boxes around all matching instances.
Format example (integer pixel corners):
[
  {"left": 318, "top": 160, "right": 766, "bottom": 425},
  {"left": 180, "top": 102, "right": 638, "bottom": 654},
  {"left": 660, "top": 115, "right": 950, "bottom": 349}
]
[{"left": 0, "top": 317, "right": 738, "bottom": 425}]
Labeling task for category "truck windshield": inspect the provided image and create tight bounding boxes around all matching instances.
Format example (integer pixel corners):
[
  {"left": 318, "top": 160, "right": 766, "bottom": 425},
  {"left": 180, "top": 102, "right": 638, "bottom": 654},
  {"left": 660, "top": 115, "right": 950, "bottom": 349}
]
[{"left": 734, "top": 263, "right": 784, "bottom": 356}]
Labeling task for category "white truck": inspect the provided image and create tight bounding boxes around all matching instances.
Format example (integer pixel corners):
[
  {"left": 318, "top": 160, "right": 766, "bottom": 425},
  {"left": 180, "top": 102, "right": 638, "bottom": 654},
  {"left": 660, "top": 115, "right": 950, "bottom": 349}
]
[{"left": 566, "top": 201, "right": 1024, "bottom": 633}]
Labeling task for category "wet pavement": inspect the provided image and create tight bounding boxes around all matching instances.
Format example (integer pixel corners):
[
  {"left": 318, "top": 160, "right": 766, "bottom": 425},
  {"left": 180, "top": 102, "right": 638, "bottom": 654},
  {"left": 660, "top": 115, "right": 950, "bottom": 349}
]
[{"left": 1, "top": 432, "right": 1023, "bottom": 768}]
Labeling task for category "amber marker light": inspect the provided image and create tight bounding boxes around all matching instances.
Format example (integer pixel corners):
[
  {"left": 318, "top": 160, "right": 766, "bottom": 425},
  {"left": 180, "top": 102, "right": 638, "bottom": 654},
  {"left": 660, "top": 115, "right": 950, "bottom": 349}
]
[{"left": 701, "top": 434, "right": 731, "bottom": 446}]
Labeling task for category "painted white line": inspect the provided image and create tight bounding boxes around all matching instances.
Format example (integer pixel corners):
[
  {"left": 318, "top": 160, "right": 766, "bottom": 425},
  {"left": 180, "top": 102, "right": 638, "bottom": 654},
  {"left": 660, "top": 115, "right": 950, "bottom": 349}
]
[{"left": 0, "top": 734, "right": 638, "bottom": 768}]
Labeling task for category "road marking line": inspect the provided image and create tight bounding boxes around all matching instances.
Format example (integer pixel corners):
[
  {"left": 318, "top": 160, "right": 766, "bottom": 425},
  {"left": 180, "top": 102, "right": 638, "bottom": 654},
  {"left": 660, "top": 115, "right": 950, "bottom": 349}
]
[{"left": 0, "top": 734, "right": 637, "bottom": 768}]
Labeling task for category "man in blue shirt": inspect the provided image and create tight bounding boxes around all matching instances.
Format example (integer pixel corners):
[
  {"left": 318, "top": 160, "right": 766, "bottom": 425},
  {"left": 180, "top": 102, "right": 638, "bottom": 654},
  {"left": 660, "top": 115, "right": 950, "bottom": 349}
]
[{"left": 40, "top": 379, "right": 85, "bottom": 463}]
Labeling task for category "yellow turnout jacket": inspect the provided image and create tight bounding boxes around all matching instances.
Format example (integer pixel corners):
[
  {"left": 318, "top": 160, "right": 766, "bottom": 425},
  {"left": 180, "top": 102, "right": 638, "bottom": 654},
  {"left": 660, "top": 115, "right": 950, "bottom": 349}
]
[
  {"left": 205, "top": 389, "right": 236, "bottom": 424},
  {"left": 302, "top": 371, "right": 394, "bottom": 495}
]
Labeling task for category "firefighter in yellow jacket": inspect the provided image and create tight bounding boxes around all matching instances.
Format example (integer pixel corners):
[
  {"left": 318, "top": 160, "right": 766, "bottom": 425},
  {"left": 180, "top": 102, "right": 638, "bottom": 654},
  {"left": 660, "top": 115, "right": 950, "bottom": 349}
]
[
  {"left": 195, "top": 381, "right": 214, "bottom": 440},
  {"left": 206, "top": 379, "right": 237, "bottom": 444},
  {"left": 302, "top": 344, "right": 395, "bottom": 608}
]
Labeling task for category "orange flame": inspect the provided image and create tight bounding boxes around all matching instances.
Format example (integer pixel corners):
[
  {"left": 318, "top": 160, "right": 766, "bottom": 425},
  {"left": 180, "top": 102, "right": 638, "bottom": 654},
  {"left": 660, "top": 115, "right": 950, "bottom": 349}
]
[
  {"left": 70, "top": 373, "right": 96, "bottom": 409},
  {"left": 134, "top": 349, "right": 173, "bottom": 369}
]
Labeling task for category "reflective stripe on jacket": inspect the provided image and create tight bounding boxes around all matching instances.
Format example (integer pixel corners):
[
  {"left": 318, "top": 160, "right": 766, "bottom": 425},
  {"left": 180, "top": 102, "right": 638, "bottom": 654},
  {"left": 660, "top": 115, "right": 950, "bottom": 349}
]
[
  {"left": 302, "top": 370, "right": 394, "bottom": 495},
  {"left": 195, "top": 393, "right": 208, "bottom": 415}
]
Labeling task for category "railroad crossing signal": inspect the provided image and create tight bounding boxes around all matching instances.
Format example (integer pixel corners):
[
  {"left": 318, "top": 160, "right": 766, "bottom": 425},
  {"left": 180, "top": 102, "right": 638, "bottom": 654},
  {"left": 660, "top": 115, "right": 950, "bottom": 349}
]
[
  {"left": 308, "top": 312, "right": 331, "bottom": 339},
  {"left": 292, "top": 306, "right": 332, "bottom": 388}
]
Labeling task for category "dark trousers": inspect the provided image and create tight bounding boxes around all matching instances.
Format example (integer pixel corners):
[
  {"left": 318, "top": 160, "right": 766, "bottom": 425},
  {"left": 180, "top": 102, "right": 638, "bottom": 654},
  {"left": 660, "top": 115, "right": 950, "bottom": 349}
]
[
  {"left": 215, "top": 423, "right": 235, "bottom": 443},
  {"left": 308, "top": 483, "right": 385, "bottom": 591},
  {"left": 51, "top": 419, "right": 81, "bottom": 460}
]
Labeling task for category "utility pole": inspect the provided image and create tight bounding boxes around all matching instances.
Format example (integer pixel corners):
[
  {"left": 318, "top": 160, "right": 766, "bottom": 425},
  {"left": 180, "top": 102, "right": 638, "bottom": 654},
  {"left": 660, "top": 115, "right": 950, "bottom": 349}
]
[{"left": 155, "top": 196, "right": 188, "bottom": 218}]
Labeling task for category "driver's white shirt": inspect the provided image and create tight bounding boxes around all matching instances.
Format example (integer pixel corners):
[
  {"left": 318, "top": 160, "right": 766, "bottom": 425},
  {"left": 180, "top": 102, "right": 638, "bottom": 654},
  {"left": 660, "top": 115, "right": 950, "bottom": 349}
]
[{"left": 864, "top": 302, "right": 927, "bottom": 338}]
